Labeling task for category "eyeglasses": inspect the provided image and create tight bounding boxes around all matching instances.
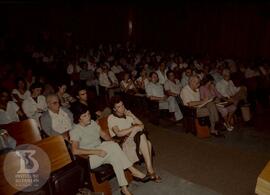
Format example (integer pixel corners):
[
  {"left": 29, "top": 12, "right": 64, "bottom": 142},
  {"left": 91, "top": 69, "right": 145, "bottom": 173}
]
[{"left": 51, "top": 101, "right": 59, "bottom": 105}]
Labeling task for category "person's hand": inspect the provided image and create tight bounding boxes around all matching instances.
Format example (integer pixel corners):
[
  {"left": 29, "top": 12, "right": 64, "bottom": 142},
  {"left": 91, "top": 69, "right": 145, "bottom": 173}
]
[
  {"left": 124, "top": 109, "right": 133, "bottom": 117},
  {"left": 132, "top": 124, "right": 143, "bottom": 132},
  {"left": 161, "top": 96, "right": 167, "bottom": 101},
  {"left": 97, "top": 150, "right": 107, "bottom": 158}
]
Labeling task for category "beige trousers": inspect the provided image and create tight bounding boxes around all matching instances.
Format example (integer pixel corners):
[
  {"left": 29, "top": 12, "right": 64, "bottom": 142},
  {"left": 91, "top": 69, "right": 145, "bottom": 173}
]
[
  {"left": 89, "top": 141, "right": 132, "bottom": 186},
  {"left": 197, "top": 101, "right": 219, "bottom": 131}
]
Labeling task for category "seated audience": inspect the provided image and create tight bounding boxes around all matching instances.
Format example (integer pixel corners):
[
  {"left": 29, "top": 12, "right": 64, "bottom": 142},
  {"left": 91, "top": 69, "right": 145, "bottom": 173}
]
[
  {"left": 71, "top": 85, "right": 111, "bottom": 121},
  {"left": 98, "top": 64, "right": 119, "bottom": 100},
  {"left": 56, "top": 82, "right": 76, "bottom": 108},
  {"left": 145, "top": 72, "right": 168, "bottom": 110},
  {"left": 164, "top": 70, "right": 183, "bottom": 122},
  {"left": 135, "top": 69, "right": 149, "bottom": 93},
  {"left": 120, "top": 72, "right": 138, "bottom": 94},
  {"left": 40, "top": 94, "right": 73, "bottom": 139},
  {"left": 155, "top": 60, "right": 168, "bottom": 85},
  {"left": 11, "top": 77, "right": 31, "bottom": 105},
  {"left": 22, "top": 82, "right": 47, "bottom": 124},
  {"left": 180, "top": 76, "right": 222, "bottom": 136},
  {"left": 200, "top": 75, "right": 236, "bottom": 131},
  {"left": 0, "top": 88, "right": 24, "bottom": 124},
  {"left": 108, "top": 98, "right": 161, "bottom": 182},
  {"left": 70, "top": 103, "right": 150, "bottom": 195},
  {"left": 181, "top": 67, "right": 193, "bottom": 87},
  {"left": 216, "top": 69, "right": 247, "bottom": 106}
]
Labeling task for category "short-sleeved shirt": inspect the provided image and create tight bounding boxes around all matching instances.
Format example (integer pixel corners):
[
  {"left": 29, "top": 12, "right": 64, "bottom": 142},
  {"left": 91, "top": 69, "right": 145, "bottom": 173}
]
[
  {"left": 69, "top": 120, "right": 101, "bottom": 149},
  {"left": 145, "top": 82, "right": 165, "bottom": 98},
  {"left": 180, "top": 85, "right": 200, "bottom": 106},
  {"left": 107, "top": 114, "right": 134, "bottom": 137},
  {"left": 0, "top": 101, "right": 20, "bottom": 124},
  {"left": 164, "top": 79, "right": 181, "bottom": 94},
  {"left": 12, "top": 89, "right": 31, "bottom": 102}
]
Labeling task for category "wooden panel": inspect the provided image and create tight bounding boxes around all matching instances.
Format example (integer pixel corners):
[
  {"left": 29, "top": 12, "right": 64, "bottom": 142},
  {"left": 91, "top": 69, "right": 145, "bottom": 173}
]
[
  {"left": 34, "top": 136, "right": 72, "bottom": 172},
  {"left": 90, "top": 172, "right": 112, "bottom": 195},
  {"left": 0, "top": 119, "right": 42, "bottom": 145},
  {"left": 256, "top": 161, "right": 270, "bottom": 195},
  {"left": 0, "top": 152, "right": 19, "bottom": 195},
  {"left": 97, "top": 116, "right": 110, "bottom": 136}
]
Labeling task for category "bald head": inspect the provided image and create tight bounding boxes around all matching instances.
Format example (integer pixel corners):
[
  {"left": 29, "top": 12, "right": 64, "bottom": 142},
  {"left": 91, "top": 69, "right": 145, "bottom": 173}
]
[
  {"left": 188, "top": 75, "right": 200, "bottom": 90},
  {"left": 46, "top": 94, "right": 60, "bottom": 113}
]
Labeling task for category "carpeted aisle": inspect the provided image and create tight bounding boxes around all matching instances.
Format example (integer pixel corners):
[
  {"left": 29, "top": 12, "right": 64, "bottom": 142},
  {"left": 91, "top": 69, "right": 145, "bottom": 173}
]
[
  {"left": 143, "top": 120, "right": 270, "bottom": 195},
  {"left": 111, "top": 167, "right": 220, "bottom": 195}
]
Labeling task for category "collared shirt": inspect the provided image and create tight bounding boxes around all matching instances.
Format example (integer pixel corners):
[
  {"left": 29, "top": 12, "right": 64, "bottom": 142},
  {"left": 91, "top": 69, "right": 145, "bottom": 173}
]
[
  {"left": 180, "top": 85, "right": 200, "bottom": 106},
  {"left": 145, "top": 82, "right": 165, "bottom": 98},
  {"left": 156, "top": 69, "right": 168, "bottom": 85},
  {"left": 215, "top": 79, "right": 240, "bottom": 98},
  {"left": 70, "top": 121, "right": 101, "bottom": 149},
  {"left": 107, "top": 114, "right": 134, "bottom": 137},
  {"left": 99, "top": 71, "right": 118, "bottom": 88},
  {"left": 11, "top": 89, "right": 31, "bottom": 102},
  {"left": 22, "top": 95, "right": 47, "bottom": 120},
  {"left": 49, "top": 108, "right": 72, "bottom": 134},
  {"left": 0, "top": 101, "right": 20, "bottom": 124},
  {"left": 164, "top": 79, "right": 182, "bottom": 94}
]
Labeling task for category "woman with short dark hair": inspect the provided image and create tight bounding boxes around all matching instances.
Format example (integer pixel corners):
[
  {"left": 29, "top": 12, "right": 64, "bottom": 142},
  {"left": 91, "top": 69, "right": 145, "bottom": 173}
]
[{"left": 70, "top": 103, "right": 150, "bottom": 195}]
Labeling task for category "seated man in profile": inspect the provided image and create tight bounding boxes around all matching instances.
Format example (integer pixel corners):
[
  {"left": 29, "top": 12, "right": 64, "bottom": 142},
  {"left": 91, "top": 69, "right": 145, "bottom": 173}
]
[
  {"left": 40, "top": 94, "right": 73, "bottom": 140},
  {"left": 180, "top": 75, "right": 222, "bottom": 136}
]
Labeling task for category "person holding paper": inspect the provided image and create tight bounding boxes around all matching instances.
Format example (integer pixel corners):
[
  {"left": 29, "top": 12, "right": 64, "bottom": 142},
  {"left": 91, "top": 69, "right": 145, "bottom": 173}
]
[
  {"left": 180, "top": 75, "right": 222, "bottom": 136},
  {"left": 200, "top": 75, "right": 236, "bottom": 131}
]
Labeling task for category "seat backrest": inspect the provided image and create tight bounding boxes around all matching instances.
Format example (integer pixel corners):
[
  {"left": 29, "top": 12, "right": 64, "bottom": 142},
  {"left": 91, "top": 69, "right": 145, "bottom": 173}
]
[
  {"left": 34, "top": 135, "right": 72, "bottom": 172},
  {"left": 0, "top": 151, "right": 20, "bottom": 195},
  {"left": 0, "top": 119, "right": 42, "bottom": 145},
  {"left": 97, "top": 116, "right": 111, "bottom": 138}
]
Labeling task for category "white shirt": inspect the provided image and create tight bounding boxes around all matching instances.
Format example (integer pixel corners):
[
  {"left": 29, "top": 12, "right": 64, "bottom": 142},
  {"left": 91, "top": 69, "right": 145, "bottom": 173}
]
[
  {"left": 0, "top": 101, "right": 20, "bottom": 124},
  {"left": 145, "top": 82, "right": 165, "bottom": 98},
  {"left": 136, "top": 77, "right": 149, "bottom": 88},
  {"left": 215, "top": 79, "right": 240, "bottom": 98},
  {"left": 66, "top": 64, "right": 81, "bottom": 75},
  {"left": 155, "top": 69, "right": 168, "bottom": 85},
  {"left": 111, "top": 65, "right": 124, "bottom": 74},
  {"left": 11, "top": 89, "right": 31, "bottom": 102},
  {"left": 22, "top": 95, "right": 47, "bottom": 121},
  {"left": 180, "top": 74, "right": 189, "bottom": 87},
  {"left": 99, "top": 71, "right": 118, "bottom": 88},
  {"left": 179, "top": 63, "right": 188, "bottom": 69},
  {"left": 107, "top": 114, "right": 134, "bottom": 137},
  {"left": 164, "top": 79, "right": 182, "bottom": 94},
  {"left": 180, "top": 85, "right": 200, "bottom": 106},
  {"left": 49, "top": 108, "right": 72, "bottom": 134},
  {"left": 245, "top": 68, "right": 260, "bottom": 78},
  {"left": 145, "top": 82, "right": 168, "bottom": 109}
]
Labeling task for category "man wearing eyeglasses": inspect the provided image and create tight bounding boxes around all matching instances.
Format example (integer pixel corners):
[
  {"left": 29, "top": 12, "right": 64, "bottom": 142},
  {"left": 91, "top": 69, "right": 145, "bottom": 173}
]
[{"left": 40, "top": 94, "right": 73, "bottom": 140}]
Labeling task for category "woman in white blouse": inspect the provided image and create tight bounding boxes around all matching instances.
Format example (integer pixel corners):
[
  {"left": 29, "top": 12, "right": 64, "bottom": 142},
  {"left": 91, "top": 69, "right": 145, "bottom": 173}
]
[{"left": 12, "top": 77, "right": 31, "bottom": 105}]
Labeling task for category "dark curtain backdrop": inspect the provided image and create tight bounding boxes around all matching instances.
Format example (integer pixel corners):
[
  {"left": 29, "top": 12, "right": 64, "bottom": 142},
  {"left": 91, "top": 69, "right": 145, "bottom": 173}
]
[
  {"left": 1, "top": 2, "right": 270, "bottom": 60},
  {"left": 133, "top": 3, "right": 270, "bottom": 60}
]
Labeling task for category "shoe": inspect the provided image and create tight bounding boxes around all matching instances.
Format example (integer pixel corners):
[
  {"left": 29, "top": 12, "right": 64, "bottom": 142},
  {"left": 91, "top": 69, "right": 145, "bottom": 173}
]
[
  {"left": 147, "top": 172, "right": 162, "bottom": 183},
  {"left": 121, "top": 189, "right": 133, "bottom": 195},
  {"left": 224, "top": 122, "right": 233, "bottom": 131},
  {"left": 132, "top": 174, "right": 151, "bottom": 183},
  {"left": 227, "top": 125, "right": 234, "bottom": 131}
]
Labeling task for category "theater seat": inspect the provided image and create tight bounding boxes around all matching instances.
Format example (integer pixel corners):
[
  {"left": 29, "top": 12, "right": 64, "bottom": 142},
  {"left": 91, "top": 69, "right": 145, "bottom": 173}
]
[{"left": 74, "top": 116, "right": 132, "bottom": 195}]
